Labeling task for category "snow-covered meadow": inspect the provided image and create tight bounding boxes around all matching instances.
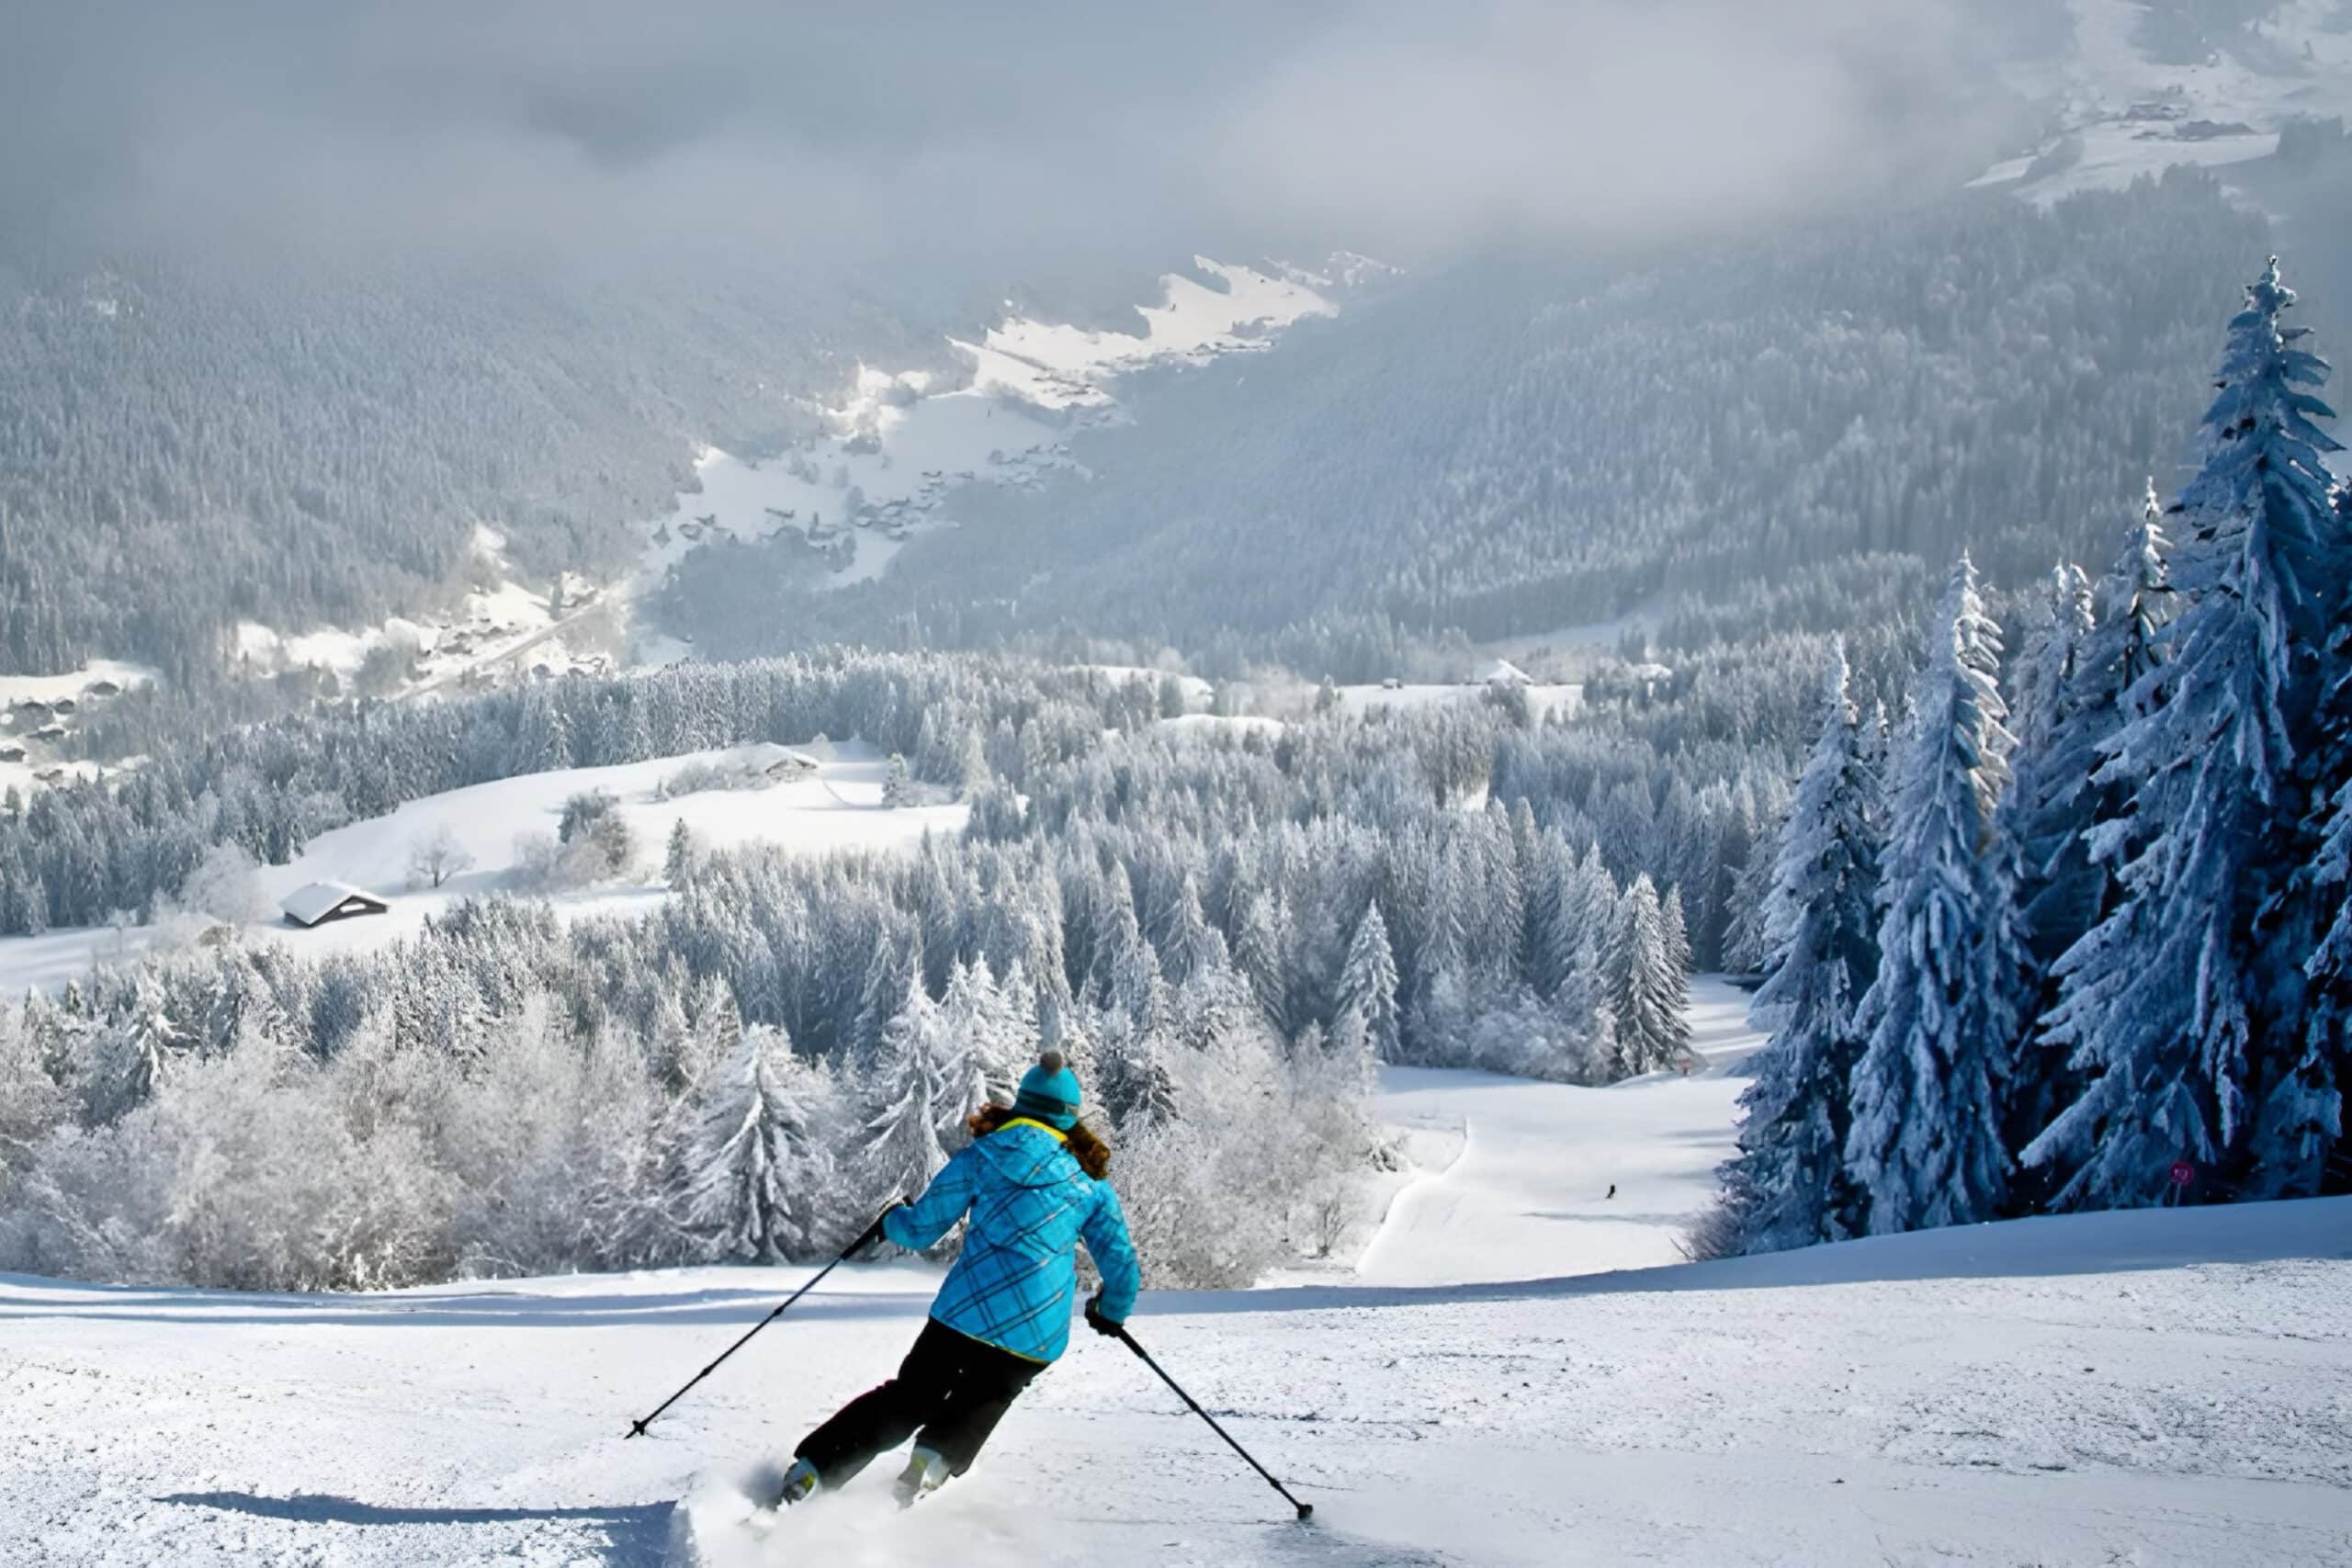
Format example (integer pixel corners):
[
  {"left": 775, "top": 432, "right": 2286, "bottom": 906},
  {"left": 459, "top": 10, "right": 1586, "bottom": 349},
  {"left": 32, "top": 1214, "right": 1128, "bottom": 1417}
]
[
  {"left": 0, "top": 741, "right": 965, "bottom": 995},
  {"left": 0, "top": 660, "right": 154, "bottom": 802},
  {"left": 1972, "top": 0, "right": 2352, "bottom": 205},
  {"left": 4, "top": 995, "right": 2345, "bottom": 1568}
]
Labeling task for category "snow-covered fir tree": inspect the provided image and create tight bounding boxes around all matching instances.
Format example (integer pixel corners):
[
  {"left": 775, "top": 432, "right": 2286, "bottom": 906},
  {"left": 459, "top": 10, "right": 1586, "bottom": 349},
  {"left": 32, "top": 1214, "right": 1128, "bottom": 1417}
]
[
  {"left": 858, "top": 974, "right": 952, "bottom": 1217},
  {"left": 1718, "top": 641, "right": 1883, "bottom": 1254},
  {"left": 1334, "top": 903, "right": 1402, "bottom": 1069},
  {"left": 663, "top": 818, "right": 698, "bottom": 886},
  {"left": 2029, "top": 260, "right": 2347, "bottom": 1207},
  {"left": 1607, "top": 874, "right": 1690, "bottom": 1077},
  {"left": 1233, "top": 892, "right": 1294, "bottom": 1039},
  {"left": 1846, "top": 554, "right": 2018, "bottom": 1234},
  {"left": 937, "top": 957, "right": 1028, "bottom": 1115},
  {"left": 2298, "top": 479, "right": 2352, "bottom": 1196},
  {"left": 1999, "top": 493, "right": 2173, "bottom": 1187},
  {"left": 2018, "top": 487, "right": 2172, "bottom": 965},
  {"left": 678, "top": 1025, "right": 836, "bottom": 1264},
  {"left": 1999, "top": 562, "right": 2097, "bottom": 971}
]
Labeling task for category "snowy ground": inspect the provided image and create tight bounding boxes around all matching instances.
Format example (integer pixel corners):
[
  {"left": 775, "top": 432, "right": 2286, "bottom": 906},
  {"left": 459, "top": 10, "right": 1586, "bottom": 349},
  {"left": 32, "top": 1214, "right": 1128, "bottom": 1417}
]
[
  {"left": 0, "top": 740, "right": 966, "bottom": 994},
  {"left": 1360, "top": 978, "right": 1764, "bottom": 1287},
  {"left": 1334, "top": 683, "right": 1582, "bottom": 726},
  {"left": 6, "top": 978, "right": 2346, "bottom": 1567},
  {"left": 1973, "top": 0, "right": 2352, "bottom": 205},
  {"left": 0, "top": 660, "right": 154, "bottom": 801}
]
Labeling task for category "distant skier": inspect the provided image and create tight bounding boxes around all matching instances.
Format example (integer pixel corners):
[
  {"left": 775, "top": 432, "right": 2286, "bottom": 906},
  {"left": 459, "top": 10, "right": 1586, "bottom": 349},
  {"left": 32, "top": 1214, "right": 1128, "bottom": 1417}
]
[
  {"left": 775, "top": 1051, "right": 1140, "bottom": 1507},
  {"left": 1606, "top": 1184, "right": 1617, "bottom": 1201}
]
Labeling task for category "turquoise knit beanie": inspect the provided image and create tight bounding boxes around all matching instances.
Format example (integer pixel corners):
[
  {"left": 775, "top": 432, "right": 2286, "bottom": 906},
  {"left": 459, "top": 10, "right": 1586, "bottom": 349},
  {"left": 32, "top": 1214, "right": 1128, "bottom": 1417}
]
[{"left": 1012, "top": 1050, "right": 1083, "bottom": 1131}]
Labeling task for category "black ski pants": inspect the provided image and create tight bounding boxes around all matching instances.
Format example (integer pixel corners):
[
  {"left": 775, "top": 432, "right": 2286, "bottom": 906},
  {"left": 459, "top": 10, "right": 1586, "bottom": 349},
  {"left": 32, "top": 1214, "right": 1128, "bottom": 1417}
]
[{"left": 795, "top": 1317, "right": 1045, "bottom": 1483}]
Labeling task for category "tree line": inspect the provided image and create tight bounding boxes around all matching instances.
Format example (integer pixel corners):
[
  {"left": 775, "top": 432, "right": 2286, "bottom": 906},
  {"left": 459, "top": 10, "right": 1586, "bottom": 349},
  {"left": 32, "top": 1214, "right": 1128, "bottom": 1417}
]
[
  {"left": 0, "top": 660, "right": 1825, "bottom": 1291},
  {"left": 1711, "top": 258, "right": 2351, "bottom": 1258}
]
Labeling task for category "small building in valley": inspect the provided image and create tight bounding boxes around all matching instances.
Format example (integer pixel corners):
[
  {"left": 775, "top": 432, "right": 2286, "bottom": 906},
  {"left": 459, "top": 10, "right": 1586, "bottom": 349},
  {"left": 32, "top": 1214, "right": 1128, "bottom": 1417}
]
[{"left": 281, "top": 881, "right": 390, "bottom": 930}]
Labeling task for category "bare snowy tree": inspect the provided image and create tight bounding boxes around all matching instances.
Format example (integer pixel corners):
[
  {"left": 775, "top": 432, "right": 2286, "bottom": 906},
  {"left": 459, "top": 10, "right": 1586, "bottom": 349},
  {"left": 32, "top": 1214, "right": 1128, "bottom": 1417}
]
[{"left": 407, "top": 825, "right": 476, "bottom": 890}]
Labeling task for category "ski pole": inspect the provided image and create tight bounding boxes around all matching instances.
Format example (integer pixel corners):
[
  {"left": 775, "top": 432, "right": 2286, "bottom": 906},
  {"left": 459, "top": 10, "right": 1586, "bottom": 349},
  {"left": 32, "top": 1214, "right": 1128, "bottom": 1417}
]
[
  {"left": 1115, "top": 1326, "right": 1315, "bottom": 1521},
  {"left": 625, "top": 1202, "right": 902, "bottom": 1439}
]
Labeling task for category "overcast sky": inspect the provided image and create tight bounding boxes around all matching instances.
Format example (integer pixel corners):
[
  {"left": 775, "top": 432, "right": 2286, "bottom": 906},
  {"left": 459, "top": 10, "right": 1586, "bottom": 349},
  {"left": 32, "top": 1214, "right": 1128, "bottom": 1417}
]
[{"left": 2, "top": 0, "right": 2018, "bottom": 287}]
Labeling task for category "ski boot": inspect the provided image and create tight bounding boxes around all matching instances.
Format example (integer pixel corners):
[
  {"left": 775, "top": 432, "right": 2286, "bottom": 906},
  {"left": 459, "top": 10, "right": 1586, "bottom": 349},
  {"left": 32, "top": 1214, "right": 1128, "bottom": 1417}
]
[
  {"left": 778, "top": 1458, "right": 821, "bottom": 1506},
  {"left": 892, "top": 1446, "right": 951, "bottom": 1507},
  {"left": 747, "top": 1456, "right": 822, "bottom": 1511}
]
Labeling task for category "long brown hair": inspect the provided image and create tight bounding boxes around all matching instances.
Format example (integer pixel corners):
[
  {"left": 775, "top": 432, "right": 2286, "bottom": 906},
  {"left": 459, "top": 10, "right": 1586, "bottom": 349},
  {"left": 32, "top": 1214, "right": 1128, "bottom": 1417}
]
[{"left": 967, "top": 1102, "right": 1112, "bottom": 1180}]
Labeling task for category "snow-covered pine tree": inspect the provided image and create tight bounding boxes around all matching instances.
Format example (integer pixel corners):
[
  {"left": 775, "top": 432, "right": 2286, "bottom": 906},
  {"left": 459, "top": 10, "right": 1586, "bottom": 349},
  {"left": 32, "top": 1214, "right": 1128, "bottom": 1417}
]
[
  {"left": 2274, "top": 491, "right": 2352, "bottom": 1197},
  {"left": 1159, "top": 873, "right": 1229, "bottom": 987},
  {"left": 2001, "top": 495, "right": 2174, "bottom": 1191},
  {"left": 2030, "top": 260, "right": 2347, "bottom": 1208},
  {"left": 680, "top": 1024, "right": 836, "bottom": 1264},
  {"left": 1990, "top": 562, "right": 2095, "bottom": 1168},
  {"left": 1522, "top": 832, "right": 1569, "bottom": 1000},
  {"left": 663, "top": 818, "right": 697, "bottom": 886},
  {"left": 937, "top": 958, "right": 1022, "bottom": 1125},
  {"left": 1233, "top": 892, "right": 1293, "bottom": 1038},
  {"left": 1717, "top": 641, "right": 1883, "bottom": 1254},
  {"left": 1552, "top": 842, "right": 1615, "bottom": 1033},
  {"left": 1999, "top": 563, "right": 2097, "bottom": 970},
  {"left": 882, "top": 752, "right": 914, "bottom": 808},
  {"left": 1845, "top": 554, "right": 2017, "bottom": 1234},
  {"left": 2018, "top": 489, "right": 2172, "bottom": 966},
  {"left": 1658, "top": 884, "right": 1693, "bottom": 986},
  {"left": 1092, "top": 1002, "right": 1178, "bottom": 1131},
  {"left": 1334, "top": 902, "right": 1402, "bottom": 1069},
  {"left": 859, "top": 978, "right": 952, "bottom": 1221},
  {"left": 1606, "top": 874, "right": 1690, "bottom": 1077}
]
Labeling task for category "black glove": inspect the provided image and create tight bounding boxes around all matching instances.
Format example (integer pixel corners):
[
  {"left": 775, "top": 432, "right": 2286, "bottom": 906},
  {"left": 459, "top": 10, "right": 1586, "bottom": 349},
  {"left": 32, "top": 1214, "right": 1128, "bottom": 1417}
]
[
  {"left": 1083, "top": 1293, "right": 1125, "bottom": 1338},
  {"left": 855, "top": 1200, "right": 910, "bottom": 1255}
]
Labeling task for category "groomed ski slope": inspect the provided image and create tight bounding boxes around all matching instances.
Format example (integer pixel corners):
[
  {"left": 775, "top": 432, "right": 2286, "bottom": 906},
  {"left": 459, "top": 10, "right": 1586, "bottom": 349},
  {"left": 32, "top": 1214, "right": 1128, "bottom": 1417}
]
[{"left": 4, "top": 985, "right": 2348, "bottom": 1567}]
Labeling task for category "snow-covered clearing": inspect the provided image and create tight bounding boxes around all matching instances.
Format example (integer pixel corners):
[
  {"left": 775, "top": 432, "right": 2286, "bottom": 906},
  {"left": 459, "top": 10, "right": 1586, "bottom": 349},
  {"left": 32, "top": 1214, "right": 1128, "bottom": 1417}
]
[
  {"left": 1336, "top": 682, "right": 1583, "bottom": 724},
  {"left": 963, "top": 258, "right": 1332, "bottom": 410},
  {"left": 1361, "top": 976, "right": 1765, "bottom": 1287},
  {"left": 0, "top": 660, "right": 154, "bottom": 800},
  {"left": 0, "top": 741, "right": 966, "bottom": 994},
  {"left": 6, "top": 977, "right": 2346, "bottom": 1567},
  {"left": 233, "top": 528, "right": 621, "bottom": 702},
  {"left": 1973, "top": 0, "right": 2352, "bottom": 204}
]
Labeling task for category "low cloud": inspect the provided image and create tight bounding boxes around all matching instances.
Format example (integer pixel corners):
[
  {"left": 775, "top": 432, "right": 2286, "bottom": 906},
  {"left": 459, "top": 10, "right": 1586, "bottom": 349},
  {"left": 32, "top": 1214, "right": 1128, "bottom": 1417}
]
[{"left": 0, "top": 0, "right": 2012, "bottom": 283}]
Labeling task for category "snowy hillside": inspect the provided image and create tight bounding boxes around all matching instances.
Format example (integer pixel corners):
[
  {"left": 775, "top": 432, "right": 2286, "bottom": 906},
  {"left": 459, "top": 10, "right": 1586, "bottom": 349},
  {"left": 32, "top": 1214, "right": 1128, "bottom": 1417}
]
[
  {"left": 1973, "top": 0, "right": 2352, "bottom": 202},
  {"left": 0, "top": 660, "right": 154, "bottom": 800},
  {"left": 4, "top": 1016, "right": 2346, "bottom": 1568},
  {"left": 633, "top": 258, "right": 1341, "bottom": 601},
  {"left": 1360, "top": 978, "right": 1762, "bottom": 1286},
  {"left": 0, "top": 741, "right": 965, "bottom": 995},
  {"left": 192, "top": 257, "right": 1352, "bottom": 708}
]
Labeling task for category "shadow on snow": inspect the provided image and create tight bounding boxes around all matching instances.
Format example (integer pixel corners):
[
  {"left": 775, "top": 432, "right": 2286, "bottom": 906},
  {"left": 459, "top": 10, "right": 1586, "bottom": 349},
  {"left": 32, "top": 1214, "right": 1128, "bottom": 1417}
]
[{"left": 158, "top": 1491, "right": 673, "bottom": 1564}]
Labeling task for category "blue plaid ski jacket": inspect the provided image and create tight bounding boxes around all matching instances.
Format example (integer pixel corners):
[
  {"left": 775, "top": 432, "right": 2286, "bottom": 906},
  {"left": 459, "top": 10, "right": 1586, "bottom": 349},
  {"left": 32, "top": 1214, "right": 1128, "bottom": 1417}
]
[{"left": 883, "top": 1120, "right": 1141, "bottom": 1363}]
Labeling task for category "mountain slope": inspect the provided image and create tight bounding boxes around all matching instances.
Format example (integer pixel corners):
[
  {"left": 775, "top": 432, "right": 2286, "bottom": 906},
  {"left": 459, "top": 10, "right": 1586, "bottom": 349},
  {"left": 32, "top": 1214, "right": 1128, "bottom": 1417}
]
[
  {"left": 742, "top": 174, "right": 2278, "bottom": 668},
  {"left": 4, "top": 1042, "right": 2345, "bottom": 1567}
]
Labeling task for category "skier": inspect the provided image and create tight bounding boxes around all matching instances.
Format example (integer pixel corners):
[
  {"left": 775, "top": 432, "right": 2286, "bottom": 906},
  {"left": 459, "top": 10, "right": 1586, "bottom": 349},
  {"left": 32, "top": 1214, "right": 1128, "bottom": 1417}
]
[
  {"left": 774, "top": 1050, "right": 1140, "bottom": 1507},
  {"left": 1606, "top": 1183, "right": 1617, "bottom": 1201}
]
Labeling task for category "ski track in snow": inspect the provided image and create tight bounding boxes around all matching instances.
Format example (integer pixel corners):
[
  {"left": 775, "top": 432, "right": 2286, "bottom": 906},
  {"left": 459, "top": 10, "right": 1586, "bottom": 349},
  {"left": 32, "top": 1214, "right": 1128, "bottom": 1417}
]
[{"left": 4, "top": 984, "right": 2349, "bottom": 1566}]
